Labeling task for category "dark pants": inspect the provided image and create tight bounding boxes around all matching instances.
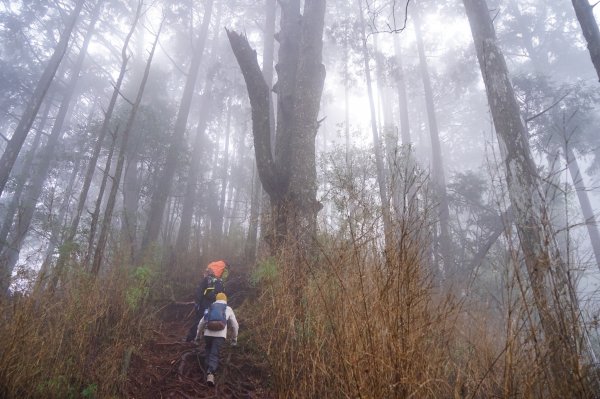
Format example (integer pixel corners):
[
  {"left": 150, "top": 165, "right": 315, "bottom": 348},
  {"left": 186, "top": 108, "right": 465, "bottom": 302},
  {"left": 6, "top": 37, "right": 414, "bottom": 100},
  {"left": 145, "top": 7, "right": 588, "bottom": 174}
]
[{"left": 204, "top": 336, "right": 225, "bottom": 374}]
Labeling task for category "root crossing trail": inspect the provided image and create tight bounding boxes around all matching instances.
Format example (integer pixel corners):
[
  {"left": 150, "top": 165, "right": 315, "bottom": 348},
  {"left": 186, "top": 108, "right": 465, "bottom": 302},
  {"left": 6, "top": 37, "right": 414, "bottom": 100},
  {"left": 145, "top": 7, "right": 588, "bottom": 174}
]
[{"left": 126, "top": 301, "right": 272, "bottom": 398}]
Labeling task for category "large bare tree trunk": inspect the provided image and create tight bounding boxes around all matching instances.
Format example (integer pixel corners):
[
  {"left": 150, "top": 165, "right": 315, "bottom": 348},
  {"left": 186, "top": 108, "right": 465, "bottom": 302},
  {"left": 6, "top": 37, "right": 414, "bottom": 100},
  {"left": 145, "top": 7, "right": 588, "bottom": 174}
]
[
  {"left": 571, "top": 0, "right": 600, "bottom": 81},
  {"left": 463, "top": 0, "right": 585, "bottom": 392},
  {"left": 142, "top": 0, "right": 213, "bottom": 252},
  {"left": 0, "top": 0, "right": 86, "bottom": 198},
  {"left": 227, "top": 0, "right": 326, "bottom": 260},
  {"left": 413, "top": 3, "right": 452, "bottom": 276},
  {"left": 91, "top": 24, "right": 162, "bottom": 276}
]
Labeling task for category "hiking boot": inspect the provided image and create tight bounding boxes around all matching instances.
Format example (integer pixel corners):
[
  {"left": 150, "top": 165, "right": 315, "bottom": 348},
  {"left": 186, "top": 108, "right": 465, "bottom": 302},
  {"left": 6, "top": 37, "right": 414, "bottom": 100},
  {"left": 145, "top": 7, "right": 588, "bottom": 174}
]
[{"left": 206, "top": 373, "right": 215, "bottom": 387}]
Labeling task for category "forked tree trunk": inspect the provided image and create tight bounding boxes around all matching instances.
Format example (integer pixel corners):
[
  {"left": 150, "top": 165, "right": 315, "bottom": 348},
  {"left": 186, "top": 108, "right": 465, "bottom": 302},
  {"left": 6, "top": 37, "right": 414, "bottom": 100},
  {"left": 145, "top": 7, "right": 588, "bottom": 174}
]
[
  {"left": 0, "top": 0, "right": 86, "bottom": 197},
  {"left": 463, "top": 0, "right": 585, "bottom": 392},
  {"left": 227, "top": 0, "right": 326, "bottom": 261}
]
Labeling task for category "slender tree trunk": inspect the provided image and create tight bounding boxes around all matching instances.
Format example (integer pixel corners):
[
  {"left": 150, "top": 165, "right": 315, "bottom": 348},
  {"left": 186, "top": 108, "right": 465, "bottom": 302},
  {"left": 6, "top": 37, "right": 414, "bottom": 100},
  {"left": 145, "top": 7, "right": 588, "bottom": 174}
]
[
  {"left": 216, "top": 97, "right": 233, "bottom": 238},
  {"left": 0, "top": 95, "right": 52, "bottom": 254},
  {"left": 82, "top": 131, "right": 117, "bottom": 269},
  {"left": 245, "top": 166, "right": 261, "bottom": 263},
  {"left": 91, "top": 24, "right": 162, "bottom": 275},
  {"left": 0, "top": 2, "right": 102, "bottom": 293},
  {"left": 174, "top": 65, "right": 219, "bottom": 253},
  {"left": 57, "top": 0, "right": 140, "bottom": 272},
  {"left": 0, "top": 0, "right": 86, "bottom": 197},
  {"left": 571, "top": 0, "right": 600, "bottom": 81},
  {"left": 393, "top": 35, "right": 411, "bottom": 146},
  {"left": 564, "top": 146, "right": 600, "bottom": 270},
  {"left": 413, "top": 3, "right": 452, "bottom": 275},
  {"left": 39, "top": 157, "right": 81, "bottom": 277},
  {"left": 463, "top": 0, "right": 584, "bottom": 392},
  {"left": 357, "top": 0, "right": 392, "bottom": 242},
  {"left": 142, "top": 0, "right": 213, "bottom": 252}
]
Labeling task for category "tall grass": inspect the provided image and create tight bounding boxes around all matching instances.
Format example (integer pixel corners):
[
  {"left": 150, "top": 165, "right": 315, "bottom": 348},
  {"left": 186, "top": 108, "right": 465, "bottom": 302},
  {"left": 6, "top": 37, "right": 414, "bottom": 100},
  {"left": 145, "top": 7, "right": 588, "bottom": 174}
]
[
  {"left": 0, "top": 258, "right": 161, "bottom": 398},
  {"left": 246, "top": 149, "right": 600, "bottom": 398}
]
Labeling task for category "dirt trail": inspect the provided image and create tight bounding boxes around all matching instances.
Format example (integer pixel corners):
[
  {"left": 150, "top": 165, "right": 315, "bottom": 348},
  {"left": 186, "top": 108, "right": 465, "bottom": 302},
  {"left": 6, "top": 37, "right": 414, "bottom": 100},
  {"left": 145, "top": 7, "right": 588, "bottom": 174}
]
[{"left": 126, "top": 299, "right": 272, "bottom": 398}]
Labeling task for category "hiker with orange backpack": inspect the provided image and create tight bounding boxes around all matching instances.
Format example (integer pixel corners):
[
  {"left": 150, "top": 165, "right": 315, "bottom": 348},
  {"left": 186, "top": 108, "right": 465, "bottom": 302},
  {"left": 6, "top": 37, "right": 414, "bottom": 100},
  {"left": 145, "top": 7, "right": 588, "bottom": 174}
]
[
  {"left": 195, "top": 292, "right": 239, "bottom": 387},
  {"left": 185, "top": 260, "right": 229, "bottom": 342}
]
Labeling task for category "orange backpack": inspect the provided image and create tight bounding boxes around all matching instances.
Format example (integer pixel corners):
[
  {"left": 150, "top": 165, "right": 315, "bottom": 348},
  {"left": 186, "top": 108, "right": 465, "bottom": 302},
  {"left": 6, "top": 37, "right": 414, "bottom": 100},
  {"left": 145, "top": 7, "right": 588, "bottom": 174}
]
[{"left": 206, "top": 260, "right": 228, "bottom": 279}]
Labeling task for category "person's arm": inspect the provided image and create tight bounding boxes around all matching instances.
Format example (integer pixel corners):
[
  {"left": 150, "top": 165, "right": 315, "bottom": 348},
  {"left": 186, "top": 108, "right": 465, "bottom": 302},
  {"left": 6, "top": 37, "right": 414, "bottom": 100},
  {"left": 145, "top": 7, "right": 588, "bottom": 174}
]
[
  {"left": 196, "top": 315, "right": 207, "bottom": 340},
  {"left": 227, "top": 307, "right": 239, "bottom": 343}
]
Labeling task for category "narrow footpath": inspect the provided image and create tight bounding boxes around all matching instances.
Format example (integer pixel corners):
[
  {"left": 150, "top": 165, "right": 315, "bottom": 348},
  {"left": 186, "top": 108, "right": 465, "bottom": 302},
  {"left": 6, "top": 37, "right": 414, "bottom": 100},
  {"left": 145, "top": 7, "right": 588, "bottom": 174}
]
[{"left": 126, "top": 292, "right": 272, "bottom": 398}]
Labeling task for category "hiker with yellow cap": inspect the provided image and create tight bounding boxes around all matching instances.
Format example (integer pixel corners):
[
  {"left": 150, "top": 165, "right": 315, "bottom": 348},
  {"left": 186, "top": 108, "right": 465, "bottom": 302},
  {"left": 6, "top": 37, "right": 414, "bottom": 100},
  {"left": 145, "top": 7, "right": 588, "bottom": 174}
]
[
  {"left": 185, "top": 260, "right": 229, "bottom": 342},
  {"left": 195, "top": 292, "right": 239, "bottom": 387}
]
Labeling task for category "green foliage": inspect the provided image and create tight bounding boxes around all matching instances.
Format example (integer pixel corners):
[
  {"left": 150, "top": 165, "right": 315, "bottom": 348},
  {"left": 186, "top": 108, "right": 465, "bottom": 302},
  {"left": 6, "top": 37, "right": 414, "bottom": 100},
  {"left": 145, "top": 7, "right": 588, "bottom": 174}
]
[
  {"left": 125, "top": 266, "right": 155, "bottom": 310},
  {"left": 81, "top": 383, "right": 98, "bottom": 398},
  {"left": 250, "top": 257, "right": 278, "bottom": 286}
]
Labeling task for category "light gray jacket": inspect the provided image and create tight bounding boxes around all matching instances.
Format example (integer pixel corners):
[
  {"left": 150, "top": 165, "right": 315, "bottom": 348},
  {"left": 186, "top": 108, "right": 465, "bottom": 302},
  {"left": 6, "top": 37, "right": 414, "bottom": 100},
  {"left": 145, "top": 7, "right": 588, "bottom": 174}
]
[{"left": 196, "top": 300, "right": 239, "bottom": 341}]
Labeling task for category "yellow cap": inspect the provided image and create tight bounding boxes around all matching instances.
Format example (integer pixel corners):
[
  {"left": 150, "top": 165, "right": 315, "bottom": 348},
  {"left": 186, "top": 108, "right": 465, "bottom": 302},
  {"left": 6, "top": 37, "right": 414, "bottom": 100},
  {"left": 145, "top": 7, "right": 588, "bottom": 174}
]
[{"left": 216, "top": 292, "right": 227, "bottom": 302}]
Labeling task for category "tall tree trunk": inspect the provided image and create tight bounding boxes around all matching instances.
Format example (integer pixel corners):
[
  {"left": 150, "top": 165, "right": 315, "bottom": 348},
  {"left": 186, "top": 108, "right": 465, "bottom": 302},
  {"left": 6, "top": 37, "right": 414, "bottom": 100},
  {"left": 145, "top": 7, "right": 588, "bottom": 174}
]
[
  {"left": 227, "top": 0, "right": 326, "bottom": 261},
  {"left": 0, "top": 95, "right": 52, "bottom": 254},
  {"left": 216, "top": 97, "right": 233, "bottom": 239},
  {"left": 0, "top": 2, "right": 102, "bottom": 293},
  {"left": 39, "top": 157, "right": 81, "bottom": 278},
  {"left": 255, "top": 0, "right": 277, "bottom": 257},
  {"left": 91, "top": 24, "right": 162, "bottom": 276},
  {"left": 56, "top": 0, "right": 141, "bottom": 272},
  {"left": 571, "top": 0, "right": 600, "bottom": 81},
  {"left": 357, "top": 0, "right": 392, "bottom": 242},
  {"left": 413, "top": 3, "right": 452, "bottom": 276},
  {"left": 564, "top": 146, "right": 600, "bottom": 270},
  {"left": 0, "top": 0, "right": 86, "bottom": 197},
  {"left": 393, "top": 35, "right": 411, "bottom": 146},
  {"left": 142, "top": 0, "right": 213, "bottom": 252},
  {"left": 174, "top": 64, "right": 219, "bottom": 254},
  {"left": 463, "top": 0, "right": 585, "bottom": 392},
  {"left": 82, "top": 131, "right": 117, "bottom": 270}
]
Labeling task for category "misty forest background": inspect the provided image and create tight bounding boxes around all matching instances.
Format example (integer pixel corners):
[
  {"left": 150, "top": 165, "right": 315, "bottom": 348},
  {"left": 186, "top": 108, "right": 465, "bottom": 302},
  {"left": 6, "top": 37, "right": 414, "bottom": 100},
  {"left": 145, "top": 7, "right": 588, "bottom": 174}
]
[{"left": 2, "top": 0, "right": 600, "bottom": 397}]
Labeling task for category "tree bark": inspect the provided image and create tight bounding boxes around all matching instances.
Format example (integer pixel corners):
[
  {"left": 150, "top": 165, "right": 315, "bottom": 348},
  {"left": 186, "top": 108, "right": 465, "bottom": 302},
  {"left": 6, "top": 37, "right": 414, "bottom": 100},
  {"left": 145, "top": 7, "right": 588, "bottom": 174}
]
[
  {"left": 0, "top": 0, "right": 86, "bottom": 197},
  {"left": 0, "top": 1, "right": 102, "bottom": 293},
  {"left": 571, "top": 0, "right": 600, "bottom": 81},
  {"left": 91, "top": 23, "right": 162, "bottom": 276},
  {"left": 57, "top": 1, "right": 142, "bottom": 271},
  {"left": 413, "top": 2, "right": 452, "bottom": 276},
  {"left": 174, "top": 64, "right": 219, "bottom": 253},
  {"left": 0, "top": 95, "right": 52, "bottom": 254},
  {"left": 227, "top": 0, "right": 326, "bottom": 259},
  {"left": 357, "top": 0, "right": 392, "bottom": 243},
  {"left": 463, "top": 0, "right": 584, "bottom": 391},
  {"left": 564, "top": 146, "right": 600, "bottom": 271},
  {"left": 141, "top": 0, "right": 213, "bottom": 252}
]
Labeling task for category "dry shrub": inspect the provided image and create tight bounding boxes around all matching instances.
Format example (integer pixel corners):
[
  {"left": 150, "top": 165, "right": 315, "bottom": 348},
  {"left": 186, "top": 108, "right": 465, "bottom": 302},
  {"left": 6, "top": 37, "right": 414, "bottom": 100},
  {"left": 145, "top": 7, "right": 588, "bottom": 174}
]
[{"left": 0, "top": 259, "right": 161, "bottom": 398}]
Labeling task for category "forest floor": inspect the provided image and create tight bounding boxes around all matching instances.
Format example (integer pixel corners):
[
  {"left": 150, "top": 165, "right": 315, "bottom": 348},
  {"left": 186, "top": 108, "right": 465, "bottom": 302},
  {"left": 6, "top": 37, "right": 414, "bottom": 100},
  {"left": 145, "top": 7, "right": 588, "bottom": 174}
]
[{"left": 125, "top": 295, "right": 273, "bottom": 398}]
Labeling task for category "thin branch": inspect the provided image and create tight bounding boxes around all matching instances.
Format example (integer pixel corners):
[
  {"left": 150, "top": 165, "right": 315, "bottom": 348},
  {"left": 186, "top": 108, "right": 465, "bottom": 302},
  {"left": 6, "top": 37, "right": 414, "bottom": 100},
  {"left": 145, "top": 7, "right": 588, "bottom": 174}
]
[{"left": 525, "top": 91, "right": 571, "bottom": 123}]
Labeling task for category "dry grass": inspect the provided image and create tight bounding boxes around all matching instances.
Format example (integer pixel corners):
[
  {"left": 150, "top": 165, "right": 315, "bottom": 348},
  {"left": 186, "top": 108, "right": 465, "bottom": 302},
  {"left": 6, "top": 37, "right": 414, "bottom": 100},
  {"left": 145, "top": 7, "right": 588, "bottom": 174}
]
[{"left": 0, "top": 260, "right": 161, "bottom": 398}]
